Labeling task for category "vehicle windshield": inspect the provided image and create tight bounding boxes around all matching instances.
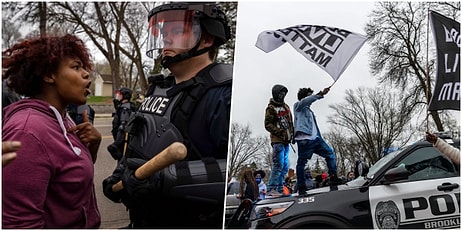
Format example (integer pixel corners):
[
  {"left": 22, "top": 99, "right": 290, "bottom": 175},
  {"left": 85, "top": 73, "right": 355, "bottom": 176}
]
[
  {"left": 340, "top": 148, "right": 403, "bottom": 187},
  {"left": 344, "top": 177, "right": 367, "bottom": 187},
  {"left": 366, "top": 149, "right": 401, "bottom": 180}
]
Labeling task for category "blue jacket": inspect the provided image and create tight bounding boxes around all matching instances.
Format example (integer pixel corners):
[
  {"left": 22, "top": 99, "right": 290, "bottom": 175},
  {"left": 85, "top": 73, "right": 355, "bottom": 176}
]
[{"left": 293, "top": 94, "right": 323, "bottom": 137}]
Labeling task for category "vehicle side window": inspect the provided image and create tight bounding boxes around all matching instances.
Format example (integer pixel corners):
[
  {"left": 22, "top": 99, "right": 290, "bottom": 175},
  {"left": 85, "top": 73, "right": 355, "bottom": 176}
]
[
  {"left": 395, "top": 147, "right": 459, "bottom": 181},
  {"left": 227, "top": 182, "right": 240, "bottom": 195}
]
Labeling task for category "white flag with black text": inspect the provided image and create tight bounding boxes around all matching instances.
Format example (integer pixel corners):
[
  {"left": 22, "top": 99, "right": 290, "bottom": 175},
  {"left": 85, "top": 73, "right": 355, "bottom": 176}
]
[{"left": 256, "top": 25, "right": 367, "bottom": 81}]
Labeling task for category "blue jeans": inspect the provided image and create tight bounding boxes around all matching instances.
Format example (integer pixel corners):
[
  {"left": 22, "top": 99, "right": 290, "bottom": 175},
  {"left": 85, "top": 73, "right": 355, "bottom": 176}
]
[
  {"left": 296, "top": 137, "right": 336, "bottom": 187},
  {"left": 267, "top": 143, "right": 290, "bottom": 192}
]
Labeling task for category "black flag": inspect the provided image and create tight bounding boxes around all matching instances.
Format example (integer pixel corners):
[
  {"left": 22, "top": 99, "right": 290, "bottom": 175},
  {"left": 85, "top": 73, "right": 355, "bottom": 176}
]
[{"left": 428, "top": 11, "right": 460, "bottom": 111}]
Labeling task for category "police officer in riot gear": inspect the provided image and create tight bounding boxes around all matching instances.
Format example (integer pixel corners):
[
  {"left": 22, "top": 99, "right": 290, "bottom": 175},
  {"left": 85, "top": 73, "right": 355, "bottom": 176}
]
[
  {"left": 102, "top": 2, "right": 233, "bottom": 228},
  {"left": 107, "top": 87, "right": 136, "bottom": 160}
]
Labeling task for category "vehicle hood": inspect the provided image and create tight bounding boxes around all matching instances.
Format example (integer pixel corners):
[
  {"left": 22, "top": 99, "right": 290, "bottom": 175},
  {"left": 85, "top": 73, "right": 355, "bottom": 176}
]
[{"left": 259, "top": 179, "right": 368, "bottom": 204}]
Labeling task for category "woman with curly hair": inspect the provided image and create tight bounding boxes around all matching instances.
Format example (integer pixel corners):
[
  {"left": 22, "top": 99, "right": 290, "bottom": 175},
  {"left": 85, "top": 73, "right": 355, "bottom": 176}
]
[{"left": 2, "top": 34, "right": 102, "bottom": 228}]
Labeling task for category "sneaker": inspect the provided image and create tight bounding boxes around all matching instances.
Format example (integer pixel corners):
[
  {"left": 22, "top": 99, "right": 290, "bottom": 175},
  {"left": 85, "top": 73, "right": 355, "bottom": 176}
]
[
  {"left": 329, "top": 174, "right": 343, "bottom": 186},
  {"left": 282, "top": 186, "right": 291, "bottom": 196},
  {"left": 297, "top": 185, "right": 307, "bottom": 195},
  {"left": 329, "top": 184, "right": 339, "bottom": 191}
]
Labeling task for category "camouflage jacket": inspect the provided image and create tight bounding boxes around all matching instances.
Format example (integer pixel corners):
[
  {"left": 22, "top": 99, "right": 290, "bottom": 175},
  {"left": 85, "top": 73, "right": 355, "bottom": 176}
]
[{"left": 264, "top": 99, "right": 294, "bottom": 144}]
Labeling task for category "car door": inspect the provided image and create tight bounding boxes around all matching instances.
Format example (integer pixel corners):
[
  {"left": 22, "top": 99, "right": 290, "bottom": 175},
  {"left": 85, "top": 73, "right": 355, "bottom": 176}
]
[{"left": 369, "top": 146, "right": 460, "bottom": 229}]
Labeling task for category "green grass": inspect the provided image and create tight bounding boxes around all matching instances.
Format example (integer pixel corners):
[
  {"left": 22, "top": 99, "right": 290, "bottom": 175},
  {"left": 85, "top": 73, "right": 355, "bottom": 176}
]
[{"left": 87, "top": 96, "right": 113, "bottom": 104}]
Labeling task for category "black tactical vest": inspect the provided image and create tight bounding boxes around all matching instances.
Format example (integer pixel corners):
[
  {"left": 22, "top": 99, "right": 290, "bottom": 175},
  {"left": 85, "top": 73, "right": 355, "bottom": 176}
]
[{"left": 125, "top": 63, "right": 232, "bottom": 203}]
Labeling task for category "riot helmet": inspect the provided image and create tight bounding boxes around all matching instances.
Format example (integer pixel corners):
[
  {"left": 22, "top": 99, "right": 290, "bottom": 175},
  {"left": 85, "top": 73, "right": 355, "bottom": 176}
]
[
  {"left": 146, "top": 2, "right": 231, "bottom": 68},
  {"left": 115, "top": 87, "right": 132, "bottom": 101}
]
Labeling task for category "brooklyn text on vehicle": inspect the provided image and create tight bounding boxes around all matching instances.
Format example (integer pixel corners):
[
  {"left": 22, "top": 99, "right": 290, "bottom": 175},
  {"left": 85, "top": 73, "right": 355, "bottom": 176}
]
[{"left": 424, "top": 217, "right": 460, "bottom": 228}]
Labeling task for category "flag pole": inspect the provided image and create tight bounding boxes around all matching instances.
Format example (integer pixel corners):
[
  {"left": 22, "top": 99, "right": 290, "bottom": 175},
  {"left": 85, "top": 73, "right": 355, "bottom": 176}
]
[
  {"left": 425, "top": 7, "right": 431, "bottom": 133},
  {"left": 328, "top": 80, "right": 337, "bottom": 89}
]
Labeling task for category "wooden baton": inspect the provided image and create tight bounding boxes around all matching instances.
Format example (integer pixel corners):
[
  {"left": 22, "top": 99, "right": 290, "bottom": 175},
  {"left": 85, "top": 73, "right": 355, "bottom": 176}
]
[{"left": 112, "top": 142, "right": 187, "bottom": 192}]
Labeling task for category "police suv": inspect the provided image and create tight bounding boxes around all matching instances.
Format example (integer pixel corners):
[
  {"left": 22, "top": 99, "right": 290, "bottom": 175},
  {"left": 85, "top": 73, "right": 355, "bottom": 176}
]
[{"left": 227, "top": 137, "right": 460, "bottom": 229}]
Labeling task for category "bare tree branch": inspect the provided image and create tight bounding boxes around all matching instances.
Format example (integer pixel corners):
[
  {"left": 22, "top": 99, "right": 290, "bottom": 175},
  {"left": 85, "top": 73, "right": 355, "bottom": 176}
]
[{"left": 365, "top": 1, "right": 460, "bottom": 131}]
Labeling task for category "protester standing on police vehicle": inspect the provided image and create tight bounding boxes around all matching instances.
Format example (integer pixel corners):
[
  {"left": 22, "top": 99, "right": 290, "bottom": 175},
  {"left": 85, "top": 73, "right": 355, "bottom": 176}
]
[
  {"left": 102, "top": 2, "right": 233, "bottom": 228},
  {"left": 2, "top": 34, "right": 101, "bottom": 228},
  {"left": 264, "top": 84, "right": 294, "bottom": 196},
  {"left": 294, "top": 86, "right": 340, "bottom": 195}
]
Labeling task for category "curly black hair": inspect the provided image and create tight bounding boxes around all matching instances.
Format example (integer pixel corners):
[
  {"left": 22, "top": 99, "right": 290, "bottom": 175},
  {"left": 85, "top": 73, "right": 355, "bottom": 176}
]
[
  {"left": 2, "top": 34, "right": 92, "bottom": 97},
  {"left": 297, "top": 87, "right": 314, "bottom": 100}
]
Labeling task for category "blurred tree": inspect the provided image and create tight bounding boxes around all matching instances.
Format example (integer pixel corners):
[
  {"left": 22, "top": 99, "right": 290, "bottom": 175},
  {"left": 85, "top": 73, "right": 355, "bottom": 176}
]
[
  {"left": 1, "top": 18, "right": 22, "bottom": 49},
  {"left": 261, "top": 141, "right": 273, "bottom": 172},
  {"left": 328, "top": 87, "right": 418, "bottom": 163},
  {"left": 228, "top": 122, "right": 269, "bottom": 178},
  {"left": 324, "top": 127, "right": 366, "bottom": 176},
  {"left": 313, "top": 159, "right": 323, "bottom": 175},
  {"left": 53, "top": 2, "right": 148, "bottom": 92},
  {"left": 2, "top": 2, "right": 48, "bottom": 37},
  {"left": 216, "top": 1, "right": 237, "bottom": 64}
]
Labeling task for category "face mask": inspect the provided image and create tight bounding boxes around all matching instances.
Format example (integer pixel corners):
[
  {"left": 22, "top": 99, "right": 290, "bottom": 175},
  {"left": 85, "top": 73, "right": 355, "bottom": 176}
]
[
  {"left": 275, "top": 91, "right": 286, "bottom": 103},
  {"left": 256, "top": 177, "right": 261, "bottom": 184}
]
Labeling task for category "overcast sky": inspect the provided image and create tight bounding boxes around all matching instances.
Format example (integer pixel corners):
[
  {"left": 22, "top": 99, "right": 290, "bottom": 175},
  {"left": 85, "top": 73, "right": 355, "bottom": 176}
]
[{"left": 231, "top": 1, "right": 379, "bottom": 134}]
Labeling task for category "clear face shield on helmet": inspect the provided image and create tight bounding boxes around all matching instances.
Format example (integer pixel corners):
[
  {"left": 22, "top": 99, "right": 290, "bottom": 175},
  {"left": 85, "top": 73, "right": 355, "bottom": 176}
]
[
  {"left": 146, "top": 9, "right": 202, "bottom": 58},
  {"left": 114, "top": 90, "right": 122, "bottom": 101}
]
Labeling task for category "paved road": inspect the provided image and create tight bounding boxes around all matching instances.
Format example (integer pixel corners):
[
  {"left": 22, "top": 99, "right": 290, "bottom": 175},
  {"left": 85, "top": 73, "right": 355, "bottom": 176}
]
[{"left": 93, "top": 117, "right": 130, "bottom": 229}]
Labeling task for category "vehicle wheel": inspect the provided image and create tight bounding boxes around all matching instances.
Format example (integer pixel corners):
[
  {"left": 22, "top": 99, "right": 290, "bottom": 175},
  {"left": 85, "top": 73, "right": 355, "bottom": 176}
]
[{"left": 278, "top": 215, "right": 351, "bottom": 229}]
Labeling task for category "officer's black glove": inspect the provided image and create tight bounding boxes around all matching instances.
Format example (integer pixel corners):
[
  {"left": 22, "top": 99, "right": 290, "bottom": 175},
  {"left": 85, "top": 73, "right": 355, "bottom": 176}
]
[
  {"left": 102, "top": 175, "right": 122, "bottom": 203},
  {"left": 113, "top": 99, "right": 120, "bottom": 110},
  {"left": 107, "top": 143, "right": 123, "bottom": 160},
  {"left": 121, "top": 158, "right": 156, "bottom": 198},
  {"left": 102, "top": 158, "right": 126, "bottom": 203}
]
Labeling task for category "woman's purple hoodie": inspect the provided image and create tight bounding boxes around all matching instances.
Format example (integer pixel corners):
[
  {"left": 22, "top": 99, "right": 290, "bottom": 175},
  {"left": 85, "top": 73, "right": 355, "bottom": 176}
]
[{"left": 2, "top": 99, "right": 101, "bottom": 228}]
